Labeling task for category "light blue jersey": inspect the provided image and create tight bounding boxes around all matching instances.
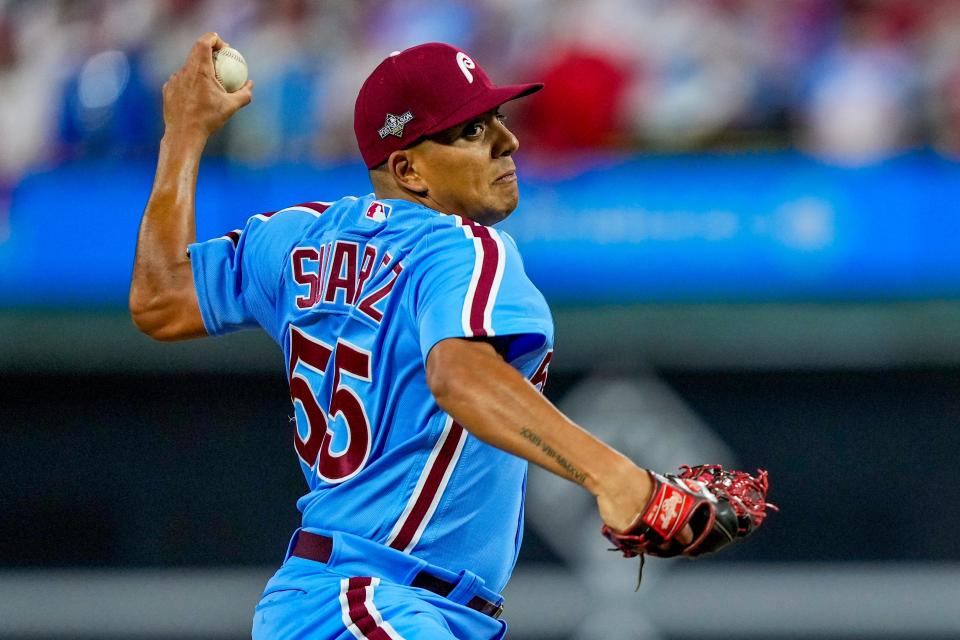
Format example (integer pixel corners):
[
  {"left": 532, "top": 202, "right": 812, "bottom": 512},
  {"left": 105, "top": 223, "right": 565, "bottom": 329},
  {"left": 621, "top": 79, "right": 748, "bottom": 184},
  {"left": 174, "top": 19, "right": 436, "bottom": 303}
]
[{"left": 189, "top": 194, "right": 553, "bottom": 592}]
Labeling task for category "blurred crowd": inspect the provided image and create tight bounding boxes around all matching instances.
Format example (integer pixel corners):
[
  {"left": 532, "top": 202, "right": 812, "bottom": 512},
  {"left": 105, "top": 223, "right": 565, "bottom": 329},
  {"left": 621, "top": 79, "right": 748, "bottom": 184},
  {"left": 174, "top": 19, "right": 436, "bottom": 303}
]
[{"left": 3, "top": 0, "right": 960, "bottom": 192}]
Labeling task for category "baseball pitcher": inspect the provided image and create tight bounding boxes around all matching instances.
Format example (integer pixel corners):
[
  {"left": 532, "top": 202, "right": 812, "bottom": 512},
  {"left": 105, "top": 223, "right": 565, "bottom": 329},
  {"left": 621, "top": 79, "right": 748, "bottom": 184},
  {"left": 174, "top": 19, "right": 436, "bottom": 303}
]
[{"left": 130, "top": 34, "right": 773, "bottom": 640}]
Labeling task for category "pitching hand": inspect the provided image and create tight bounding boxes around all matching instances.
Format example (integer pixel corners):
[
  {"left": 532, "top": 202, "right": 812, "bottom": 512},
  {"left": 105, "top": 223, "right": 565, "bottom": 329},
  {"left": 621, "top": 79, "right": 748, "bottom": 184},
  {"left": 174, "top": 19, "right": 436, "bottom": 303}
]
[{"left": 162, "top": 32, "right": 253, "bottom": 139}]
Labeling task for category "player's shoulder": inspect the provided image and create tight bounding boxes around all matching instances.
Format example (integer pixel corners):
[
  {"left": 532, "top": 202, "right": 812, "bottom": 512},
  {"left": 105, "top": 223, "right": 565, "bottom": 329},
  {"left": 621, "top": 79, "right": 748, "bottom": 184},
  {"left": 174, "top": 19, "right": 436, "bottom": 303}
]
[
  {"left": 407, "top": 214, "right": 521, "bottom": 273},
  {"left": 241, "top": 195, "right": 361, "bottom": 239},
  {"left": 269, "top": 195, "right": 362, "bottom": 224},
  {"left": 426, "top": 213, "right": 514, "bottom": 243}
]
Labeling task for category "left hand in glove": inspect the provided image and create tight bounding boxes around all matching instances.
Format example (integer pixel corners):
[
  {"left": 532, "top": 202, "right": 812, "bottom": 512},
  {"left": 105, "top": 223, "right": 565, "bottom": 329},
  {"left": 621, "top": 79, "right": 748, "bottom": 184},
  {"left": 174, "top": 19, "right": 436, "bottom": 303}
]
[{"left": 602, "top": 464, "right": 776, "bottom": 558}]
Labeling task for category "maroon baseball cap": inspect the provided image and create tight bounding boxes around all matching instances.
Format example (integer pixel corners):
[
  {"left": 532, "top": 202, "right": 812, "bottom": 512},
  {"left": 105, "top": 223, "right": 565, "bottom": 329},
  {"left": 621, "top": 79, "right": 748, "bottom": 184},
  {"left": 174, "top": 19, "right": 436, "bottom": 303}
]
[{"left": 354, "top": 42, "right": 543, "bottom": 169}]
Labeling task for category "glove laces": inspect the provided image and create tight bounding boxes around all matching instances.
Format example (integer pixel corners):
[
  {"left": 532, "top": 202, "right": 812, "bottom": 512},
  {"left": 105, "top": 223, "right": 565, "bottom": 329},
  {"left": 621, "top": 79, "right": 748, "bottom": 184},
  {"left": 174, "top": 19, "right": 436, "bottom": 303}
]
[{"left": 634, "top": 554, "right": 646, "bottom": 591}]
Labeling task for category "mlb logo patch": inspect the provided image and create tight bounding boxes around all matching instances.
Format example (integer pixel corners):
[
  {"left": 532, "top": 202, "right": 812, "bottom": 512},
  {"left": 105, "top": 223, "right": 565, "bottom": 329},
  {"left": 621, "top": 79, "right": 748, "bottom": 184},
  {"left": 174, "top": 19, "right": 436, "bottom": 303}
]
[{"left": 365, "top": 201, "right": 392, "bottom": 222}]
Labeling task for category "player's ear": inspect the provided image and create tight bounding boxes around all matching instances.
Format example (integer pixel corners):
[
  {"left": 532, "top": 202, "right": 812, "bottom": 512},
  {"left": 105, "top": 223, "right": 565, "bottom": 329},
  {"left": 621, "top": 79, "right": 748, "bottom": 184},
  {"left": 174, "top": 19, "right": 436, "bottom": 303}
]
[{"left": 388, "top": 150, "right": 428, "bottom": 195}]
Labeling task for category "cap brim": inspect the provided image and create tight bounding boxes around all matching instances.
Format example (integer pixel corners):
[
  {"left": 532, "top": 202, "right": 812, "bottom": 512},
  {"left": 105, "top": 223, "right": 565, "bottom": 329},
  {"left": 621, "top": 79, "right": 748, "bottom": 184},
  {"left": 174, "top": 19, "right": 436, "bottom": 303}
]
[{"left": 424, "top": 82, "right": 543, "bottom": 137}]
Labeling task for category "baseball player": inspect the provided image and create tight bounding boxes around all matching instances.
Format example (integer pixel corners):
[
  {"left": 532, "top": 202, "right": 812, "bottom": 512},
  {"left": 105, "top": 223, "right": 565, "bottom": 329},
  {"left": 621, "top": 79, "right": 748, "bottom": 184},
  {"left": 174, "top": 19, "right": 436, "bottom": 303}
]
[{"left": 131, "top": 34, "right": 771, "bottom": 640}]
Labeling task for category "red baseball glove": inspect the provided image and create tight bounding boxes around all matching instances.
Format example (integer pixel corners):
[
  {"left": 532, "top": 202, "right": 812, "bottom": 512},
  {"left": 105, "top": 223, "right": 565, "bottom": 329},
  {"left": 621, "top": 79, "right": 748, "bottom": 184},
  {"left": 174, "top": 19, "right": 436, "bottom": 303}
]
[{"left": 602, "top": 464, "right": 776, "bottom": 559}]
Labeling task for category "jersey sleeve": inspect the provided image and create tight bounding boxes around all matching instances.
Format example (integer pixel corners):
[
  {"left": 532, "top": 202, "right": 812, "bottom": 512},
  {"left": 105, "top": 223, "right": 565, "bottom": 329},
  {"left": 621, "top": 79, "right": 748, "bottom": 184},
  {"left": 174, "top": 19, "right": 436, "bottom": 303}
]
[
  {"left": 409, "top": 220, "right": 552, "bottom": 364},
  {"left": 188, "top": 209, "right": 314, "bottom": 340}
]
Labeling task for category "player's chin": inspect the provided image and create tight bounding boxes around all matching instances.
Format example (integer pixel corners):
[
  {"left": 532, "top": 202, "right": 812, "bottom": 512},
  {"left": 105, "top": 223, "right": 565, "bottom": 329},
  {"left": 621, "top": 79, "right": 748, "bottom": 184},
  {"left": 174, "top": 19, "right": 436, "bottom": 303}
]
[
  {"left": 482, "top": 199, "right": 517, "bottom": 226},
  {"left": 491, "top": 185, "right": 520, "bottom": 221},
  {"left": 469, "top": 186, "right": 518, "bottom": 225}
]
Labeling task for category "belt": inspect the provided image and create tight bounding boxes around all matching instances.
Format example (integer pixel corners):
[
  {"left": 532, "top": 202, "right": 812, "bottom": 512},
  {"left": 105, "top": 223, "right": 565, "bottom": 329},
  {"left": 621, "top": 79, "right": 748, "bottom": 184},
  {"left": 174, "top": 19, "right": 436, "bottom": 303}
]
[{"left": 291, "top": 530, "right": 504, "bottom": 619}]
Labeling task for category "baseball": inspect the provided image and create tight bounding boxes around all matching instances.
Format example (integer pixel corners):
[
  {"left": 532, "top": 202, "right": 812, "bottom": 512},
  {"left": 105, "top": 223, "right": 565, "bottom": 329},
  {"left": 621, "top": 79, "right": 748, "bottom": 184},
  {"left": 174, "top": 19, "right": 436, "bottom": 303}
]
[{"left": 213, "top": 47, "right": 248, "bottom": 93}]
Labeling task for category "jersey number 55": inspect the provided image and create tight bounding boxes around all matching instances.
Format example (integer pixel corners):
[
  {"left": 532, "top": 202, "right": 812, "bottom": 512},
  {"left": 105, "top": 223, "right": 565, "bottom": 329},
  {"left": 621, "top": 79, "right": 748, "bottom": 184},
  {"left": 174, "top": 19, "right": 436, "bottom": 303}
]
[{"left": 288, "top": 325, "right": 372, "bottom": 484}]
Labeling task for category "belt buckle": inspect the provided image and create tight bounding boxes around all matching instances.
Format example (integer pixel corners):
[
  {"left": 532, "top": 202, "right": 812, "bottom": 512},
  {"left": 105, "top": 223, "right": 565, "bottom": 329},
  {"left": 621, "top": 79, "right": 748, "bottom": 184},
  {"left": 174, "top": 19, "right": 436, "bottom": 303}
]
[{"left": 491, "top": 602, "right": 504, "bottom": 620}]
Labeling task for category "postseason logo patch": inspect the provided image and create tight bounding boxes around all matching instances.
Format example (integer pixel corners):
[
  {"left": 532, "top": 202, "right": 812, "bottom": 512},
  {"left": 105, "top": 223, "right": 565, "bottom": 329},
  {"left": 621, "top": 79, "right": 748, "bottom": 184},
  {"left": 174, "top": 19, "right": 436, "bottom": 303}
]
[
  {"left": 365, "top": 201, "right": 392, "bottom": 222},
  {"left": 378, "top": 111, "right": 414, "bottom": 139}
]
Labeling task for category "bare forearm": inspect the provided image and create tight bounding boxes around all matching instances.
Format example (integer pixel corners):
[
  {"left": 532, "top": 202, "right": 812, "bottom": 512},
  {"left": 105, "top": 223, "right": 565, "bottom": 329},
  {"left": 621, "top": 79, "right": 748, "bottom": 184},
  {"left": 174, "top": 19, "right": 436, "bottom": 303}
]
[
  {"left": 136, "top": 133, "right": 204, "bottom": 283},
  {"left": 455, "top": 368, "right": 622, "bottom": 491},
  {"left": 147, "top": 133, "right": 204, "bottom": 243},
  {"left": 428, "top": 340, "right": 640, "bottom": 498},
  {"left": 129, "top": 133, "right": 207, "bottom": 338}
]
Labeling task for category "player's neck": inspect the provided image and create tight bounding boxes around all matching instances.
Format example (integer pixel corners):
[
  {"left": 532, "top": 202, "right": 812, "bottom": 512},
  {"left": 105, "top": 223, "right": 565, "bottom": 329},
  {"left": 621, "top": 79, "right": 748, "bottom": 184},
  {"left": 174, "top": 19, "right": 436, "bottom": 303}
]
[{"left": 371, "top": 184, "right": 459, "bottom": 218}]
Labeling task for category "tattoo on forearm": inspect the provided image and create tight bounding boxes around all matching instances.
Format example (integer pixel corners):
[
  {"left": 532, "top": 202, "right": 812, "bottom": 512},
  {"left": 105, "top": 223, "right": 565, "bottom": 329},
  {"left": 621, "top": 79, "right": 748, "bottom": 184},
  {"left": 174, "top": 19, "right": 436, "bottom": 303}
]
[{"left": 519, "top": 427, "right": 587, "bottom": 484}]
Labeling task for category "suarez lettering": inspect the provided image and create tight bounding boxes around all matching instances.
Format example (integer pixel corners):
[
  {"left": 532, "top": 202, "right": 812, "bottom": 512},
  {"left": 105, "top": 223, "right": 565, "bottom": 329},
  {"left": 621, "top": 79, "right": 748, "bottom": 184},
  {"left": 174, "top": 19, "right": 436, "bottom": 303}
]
[{"left": 291, "top": 240, "right": 404, "bottom": 323}]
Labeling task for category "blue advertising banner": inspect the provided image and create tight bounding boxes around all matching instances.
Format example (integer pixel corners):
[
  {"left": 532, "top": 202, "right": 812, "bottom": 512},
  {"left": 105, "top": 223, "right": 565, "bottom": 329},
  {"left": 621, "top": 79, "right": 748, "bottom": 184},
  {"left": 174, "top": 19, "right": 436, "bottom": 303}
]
[
  {"left": 505, "top": 152, "right": 960, "bottom": 303},
  {"left": 1, "top": 152, "right": 958, "bottom": 307}
]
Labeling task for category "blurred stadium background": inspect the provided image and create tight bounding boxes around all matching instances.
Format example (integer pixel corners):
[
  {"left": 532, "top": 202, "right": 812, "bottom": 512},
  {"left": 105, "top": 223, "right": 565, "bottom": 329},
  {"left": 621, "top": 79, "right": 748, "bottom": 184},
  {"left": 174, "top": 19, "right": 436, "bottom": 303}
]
[{"left": 2, "top": 0, "right": 960, "bottom": 638}]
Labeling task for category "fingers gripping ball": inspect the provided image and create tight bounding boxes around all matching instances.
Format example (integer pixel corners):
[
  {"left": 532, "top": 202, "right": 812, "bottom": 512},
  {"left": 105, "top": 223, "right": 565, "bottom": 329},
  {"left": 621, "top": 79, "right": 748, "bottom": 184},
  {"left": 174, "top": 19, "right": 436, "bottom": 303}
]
[
  {"left": 602, "top": 464, "right": 777, "bottom": 559},
  {"left": 213, "top": 47, "right": 248, "bottom": 93}
]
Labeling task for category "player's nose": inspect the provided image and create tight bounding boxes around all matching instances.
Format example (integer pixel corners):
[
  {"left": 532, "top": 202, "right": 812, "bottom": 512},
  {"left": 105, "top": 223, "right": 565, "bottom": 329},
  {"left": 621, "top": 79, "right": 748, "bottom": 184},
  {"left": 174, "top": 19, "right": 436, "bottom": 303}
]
[{"left": 493, "top": 120, "right": 519, "bottom": 158}]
